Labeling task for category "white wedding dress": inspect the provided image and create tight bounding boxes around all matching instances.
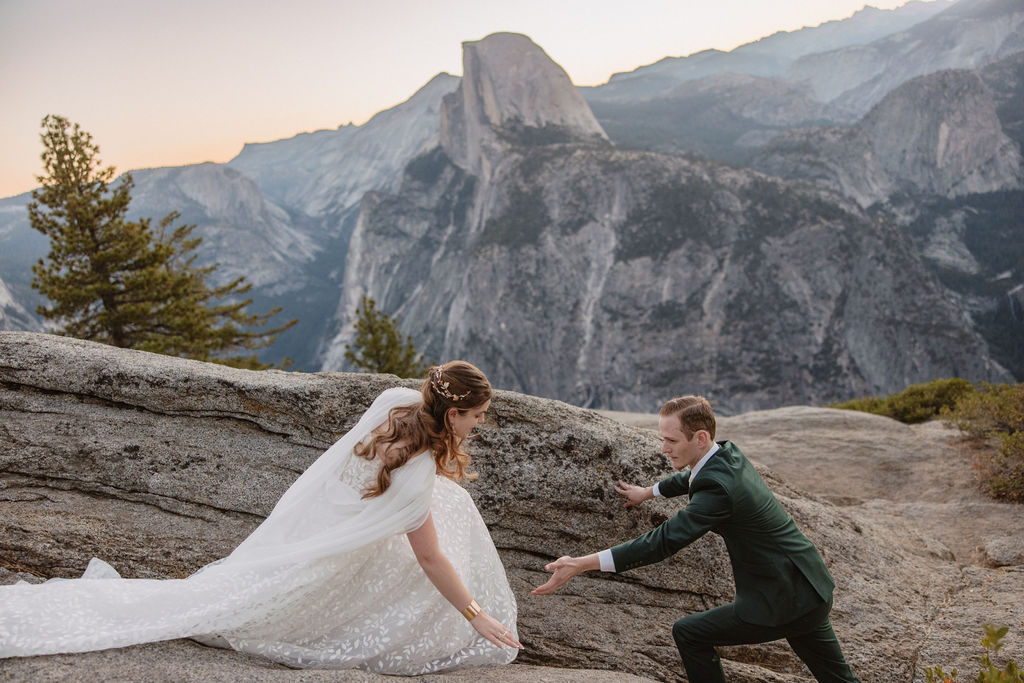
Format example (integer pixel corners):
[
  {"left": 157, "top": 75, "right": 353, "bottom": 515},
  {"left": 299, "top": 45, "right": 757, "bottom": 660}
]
[{"left": 0, "top": 387, "right": 519, "bottom": 674}]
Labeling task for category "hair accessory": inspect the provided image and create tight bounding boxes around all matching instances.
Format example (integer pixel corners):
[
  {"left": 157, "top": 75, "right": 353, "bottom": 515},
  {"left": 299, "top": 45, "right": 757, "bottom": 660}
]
[{"left": 431, "top": 367, "right": 470, "bottom": 401}]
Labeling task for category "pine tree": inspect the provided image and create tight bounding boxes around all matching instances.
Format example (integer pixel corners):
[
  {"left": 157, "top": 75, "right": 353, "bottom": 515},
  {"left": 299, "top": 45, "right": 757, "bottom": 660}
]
[
  {"left": 344, "top": 295, "right": 429, "bottom": 378},
  {"left": 28, "top": 115, "right": 295, "bottom": 368}
]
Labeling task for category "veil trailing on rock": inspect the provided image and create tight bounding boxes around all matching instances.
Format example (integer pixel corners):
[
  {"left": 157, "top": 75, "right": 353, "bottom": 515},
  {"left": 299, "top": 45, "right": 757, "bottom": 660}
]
[
  {"left": 0, "top": 387, "right": 519, "bottom": 673},
  {"left": 213, "top": 387, "right": 436, "bottom": 567}
]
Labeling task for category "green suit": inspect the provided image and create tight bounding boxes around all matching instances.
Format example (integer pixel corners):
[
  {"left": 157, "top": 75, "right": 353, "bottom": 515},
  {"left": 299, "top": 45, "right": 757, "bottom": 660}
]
[{"left": 611, "top": 441, "right": 858, "bottom": 682}]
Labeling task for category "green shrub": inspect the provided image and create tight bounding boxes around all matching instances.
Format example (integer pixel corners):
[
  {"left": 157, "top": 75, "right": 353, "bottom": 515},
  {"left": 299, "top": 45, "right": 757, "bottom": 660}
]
[
  {"left": 945, "top": 383, "right": 1024, "bottom": 503},
  {"left": 924, "top": 623, "right": 1023, "bottom": 682},
  {"left": 830, "top": 377, "right": 976, "bottom": 424}
]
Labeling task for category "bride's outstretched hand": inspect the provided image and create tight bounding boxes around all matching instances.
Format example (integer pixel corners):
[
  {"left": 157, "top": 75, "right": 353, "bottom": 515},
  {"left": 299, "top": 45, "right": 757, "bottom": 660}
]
[{"left": 471, "top": 611, "right": 523, "bottom": 650}]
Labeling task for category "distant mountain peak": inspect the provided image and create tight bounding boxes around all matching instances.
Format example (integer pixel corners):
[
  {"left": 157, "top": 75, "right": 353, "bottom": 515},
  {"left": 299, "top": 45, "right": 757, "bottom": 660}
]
[
  {"left": 440, "top": 32, "right": 607, "bottom": 174},
  {"left": 590, "top": 0, "right": 956, "bottom": 101}
]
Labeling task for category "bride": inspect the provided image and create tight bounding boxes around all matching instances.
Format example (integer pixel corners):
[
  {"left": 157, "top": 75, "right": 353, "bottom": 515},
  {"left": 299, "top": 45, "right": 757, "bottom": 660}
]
[{"left": 0, "top": 361, "right": 522, "bottom": 673}]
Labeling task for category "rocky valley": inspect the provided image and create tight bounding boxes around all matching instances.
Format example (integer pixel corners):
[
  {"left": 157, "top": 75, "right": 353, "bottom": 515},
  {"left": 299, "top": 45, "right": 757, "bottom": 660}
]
[{"left": 0, "top": 0, "right": 1021, "bottom": 410}]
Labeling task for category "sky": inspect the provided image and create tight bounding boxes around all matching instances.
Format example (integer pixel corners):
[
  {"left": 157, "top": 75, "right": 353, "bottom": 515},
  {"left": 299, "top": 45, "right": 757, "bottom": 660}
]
[{"left": 1, "top": 0, "right": 941, "bottom": 199}]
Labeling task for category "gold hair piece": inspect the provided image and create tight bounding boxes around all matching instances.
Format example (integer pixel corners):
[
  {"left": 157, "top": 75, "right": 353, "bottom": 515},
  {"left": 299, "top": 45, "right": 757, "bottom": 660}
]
[{"left": 431, "top": 367, "right": 470, "bottom": 401}]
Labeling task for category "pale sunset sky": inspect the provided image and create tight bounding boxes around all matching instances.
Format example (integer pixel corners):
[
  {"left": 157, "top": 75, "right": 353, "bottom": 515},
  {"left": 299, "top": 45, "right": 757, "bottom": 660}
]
[{"left": 1, "top": 0, "right": 944, "bottom": 199}]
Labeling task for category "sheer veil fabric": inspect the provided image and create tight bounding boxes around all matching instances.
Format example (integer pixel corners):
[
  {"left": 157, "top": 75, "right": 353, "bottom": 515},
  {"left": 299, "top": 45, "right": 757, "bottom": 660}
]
[{"left": 0, "top": 387, "right": 519, "bottom": 673}]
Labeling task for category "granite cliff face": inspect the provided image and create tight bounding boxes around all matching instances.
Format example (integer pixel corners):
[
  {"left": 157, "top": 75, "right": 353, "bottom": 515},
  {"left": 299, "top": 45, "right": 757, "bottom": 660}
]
[
  {"left": 130, "top": 163, "right": 319, "bottom": 292},
  {"left": 3, "top": 332, "right": 1022, "bottom": 682},
  {"left": 752, "top": 67, "right": 1023, "bottom": 208},
  {"left": 0, "top": 277, "right": 39, "bottom": 332},
  {"left": 440, "top": 33, "right": 607, "bottom": 178},
  {"left": 0, "top": 194, "right": 48, "bottom": 329},
  {"left": 750, "top": 54, "right": 1024, "bottom": 379},
  {"left": 322, "top": 33, "right": 1008, "bottom": 414},
  {"left": 981, "top": 49, "right": 1024, "bottom": 149}
]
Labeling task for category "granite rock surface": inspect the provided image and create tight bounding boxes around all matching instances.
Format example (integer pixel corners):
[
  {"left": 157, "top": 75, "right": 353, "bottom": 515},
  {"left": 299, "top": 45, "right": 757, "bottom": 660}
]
[{"left": 2, "top": 332, "right": 1023, "bottom": 681}]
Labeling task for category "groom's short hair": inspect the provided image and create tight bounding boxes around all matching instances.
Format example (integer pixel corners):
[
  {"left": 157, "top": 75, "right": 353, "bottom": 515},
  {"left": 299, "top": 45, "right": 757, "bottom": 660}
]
[{"left": 660, "top": 395, "right": 716, "bottom": 440}]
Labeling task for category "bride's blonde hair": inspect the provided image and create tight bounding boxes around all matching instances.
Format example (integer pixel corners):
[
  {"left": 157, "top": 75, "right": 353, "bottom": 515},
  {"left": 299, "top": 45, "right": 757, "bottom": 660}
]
[{"left": 354, "top": 361, "right": 491, "bottom": 498}]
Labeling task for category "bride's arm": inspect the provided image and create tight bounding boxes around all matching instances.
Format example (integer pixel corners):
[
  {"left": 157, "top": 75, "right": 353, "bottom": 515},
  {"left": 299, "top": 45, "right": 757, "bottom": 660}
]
[{"left": 407, "top": 513, "right": 523, "bottom": 650}]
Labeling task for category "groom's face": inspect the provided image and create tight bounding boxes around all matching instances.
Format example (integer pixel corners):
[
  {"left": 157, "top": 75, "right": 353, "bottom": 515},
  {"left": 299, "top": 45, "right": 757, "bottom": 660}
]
[{"left": 659, "top": 415, "right": 706, "bottom": 471}]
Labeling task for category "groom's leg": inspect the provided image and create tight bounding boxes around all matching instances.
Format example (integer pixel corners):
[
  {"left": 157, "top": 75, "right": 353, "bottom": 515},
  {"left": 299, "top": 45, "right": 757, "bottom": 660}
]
[
  {"left": 672, "top": 603, "right": 784, "bottom": 682},
  {"left": 785, "top": 608, "right": 860, "bottom": 683}
]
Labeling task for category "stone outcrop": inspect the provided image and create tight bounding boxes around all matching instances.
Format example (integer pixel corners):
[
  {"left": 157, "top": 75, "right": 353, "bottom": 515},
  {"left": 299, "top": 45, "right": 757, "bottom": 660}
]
[
  {"left": 752, "top": 68, "right": 1023, "bottom": 207},
  {"left": 4, "top": 332, "right": 1023, "bottom": 681},
  {"left": 440, "top": 32, "right": 608, "bottom": 177},
  {"left": 860, "top": 68, "right": 1022, "bottom": 197}
]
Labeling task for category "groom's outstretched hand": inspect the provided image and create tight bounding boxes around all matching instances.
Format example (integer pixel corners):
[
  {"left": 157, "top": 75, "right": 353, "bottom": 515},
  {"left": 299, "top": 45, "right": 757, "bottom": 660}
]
[
  {"left": 531, "top": 554, "right": 600, "bottom": 595},
  {"left": 614, "top": 480, "right": 654, "bottom": 508}
]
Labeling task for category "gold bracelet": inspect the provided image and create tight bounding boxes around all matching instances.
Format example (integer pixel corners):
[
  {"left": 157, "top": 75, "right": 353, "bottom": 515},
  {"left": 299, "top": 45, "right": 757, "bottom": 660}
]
[{"left": 460, "top": 598, "right": 482, "bottom": 621}]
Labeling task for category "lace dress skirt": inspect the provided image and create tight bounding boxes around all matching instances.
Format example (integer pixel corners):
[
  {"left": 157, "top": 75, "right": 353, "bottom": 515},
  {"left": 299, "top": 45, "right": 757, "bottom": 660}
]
[
  {"left": 0, "top": 476, "right": 519, "bottom": 674},
  {"left": 201, "top": 475, "right": 520, "bottom": 672}
]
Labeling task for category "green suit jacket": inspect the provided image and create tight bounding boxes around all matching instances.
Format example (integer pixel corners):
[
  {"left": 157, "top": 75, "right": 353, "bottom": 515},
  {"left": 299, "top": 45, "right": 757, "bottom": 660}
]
[{"left": 610, "top": 441, "right": 834, "bottom": 627}]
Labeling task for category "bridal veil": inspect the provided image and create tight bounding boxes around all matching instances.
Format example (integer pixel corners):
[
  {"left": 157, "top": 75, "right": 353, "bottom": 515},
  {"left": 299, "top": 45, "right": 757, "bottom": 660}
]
[{"left": 0, "top": 387, "right": 519, "bottom": 673}]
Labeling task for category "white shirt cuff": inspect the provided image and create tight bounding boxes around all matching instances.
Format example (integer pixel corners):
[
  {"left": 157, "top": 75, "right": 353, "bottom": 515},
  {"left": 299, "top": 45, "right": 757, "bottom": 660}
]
[
  {"left": 598, "top": 549, "right": 617, "bottom": 572},
  {"left": 652, "top": 482, "right": 663, "bottom": 497}
]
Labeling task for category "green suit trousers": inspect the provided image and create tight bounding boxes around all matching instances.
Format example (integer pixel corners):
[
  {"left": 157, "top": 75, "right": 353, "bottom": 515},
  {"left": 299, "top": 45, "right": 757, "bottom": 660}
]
[{"left": 673, "top": 597, "right": 859, "bottom": 682}]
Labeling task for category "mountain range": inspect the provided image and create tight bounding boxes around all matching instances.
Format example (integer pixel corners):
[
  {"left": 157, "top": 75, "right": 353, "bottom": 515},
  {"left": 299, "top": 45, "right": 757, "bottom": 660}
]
[{"left": 2, "top": 0, "right": 1021, "bottom": 412}]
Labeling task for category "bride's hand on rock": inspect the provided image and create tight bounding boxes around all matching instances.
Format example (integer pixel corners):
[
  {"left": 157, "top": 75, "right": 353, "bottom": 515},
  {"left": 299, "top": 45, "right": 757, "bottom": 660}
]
[
  {"left": 471, "top": 611, "right": 523, "bottom": 650},
  {"left": 614, "top": 480, "right": 653, "bottom": 508}
]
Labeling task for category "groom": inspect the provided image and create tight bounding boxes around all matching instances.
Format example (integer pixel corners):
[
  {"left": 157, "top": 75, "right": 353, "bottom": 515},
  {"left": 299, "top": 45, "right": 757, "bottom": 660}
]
[{"left": 532, "top": 395, "right": 859, "bottom": 682}]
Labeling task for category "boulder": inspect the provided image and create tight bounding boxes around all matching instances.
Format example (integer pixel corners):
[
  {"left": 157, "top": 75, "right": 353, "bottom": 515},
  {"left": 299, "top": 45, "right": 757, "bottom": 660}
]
[{"left": 2, "top": 331, "right": 1022, "bottom": 681}]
